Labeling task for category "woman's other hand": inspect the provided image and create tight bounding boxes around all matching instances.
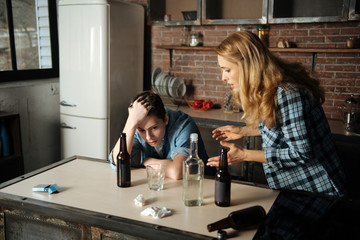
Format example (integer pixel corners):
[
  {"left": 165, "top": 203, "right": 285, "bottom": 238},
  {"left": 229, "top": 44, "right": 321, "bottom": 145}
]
[
  {"left": 207, "top": 141, "right": 247, "bottom": 167},
  {"left": 212, "top": 125, "right": 245, "bottom": 141}
]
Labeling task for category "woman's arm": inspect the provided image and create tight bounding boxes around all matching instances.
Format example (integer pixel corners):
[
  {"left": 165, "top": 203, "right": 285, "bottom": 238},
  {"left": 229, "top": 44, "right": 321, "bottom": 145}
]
[
  {"left": 263, "top": 88, "right": 312, "bottom": 168},
  {"left": 208, "top": 124, "right": 264, "bottom": 166},
  {"left": 207, "top": 141, "right": 267, "bottom": 167}
]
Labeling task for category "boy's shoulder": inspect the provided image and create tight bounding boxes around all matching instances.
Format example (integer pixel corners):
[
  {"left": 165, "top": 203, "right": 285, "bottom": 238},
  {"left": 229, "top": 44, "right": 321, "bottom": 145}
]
[
  {"left": 166, "top": 108, "right": 192, "bottom": 121},
  {"left": 165, "top": 108, "right": 196, "bottom": 133}
]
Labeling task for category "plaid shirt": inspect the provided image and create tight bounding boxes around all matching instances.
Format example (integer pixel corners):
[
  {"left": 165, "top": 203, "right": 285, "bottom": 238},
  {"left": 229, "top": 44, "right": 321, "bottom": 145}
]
[
  {"left": 259, "top": 84, "right": 346, "bottom": 196},
  {"left": 254, "top": 190, "right": 337, "bottom": 239}
]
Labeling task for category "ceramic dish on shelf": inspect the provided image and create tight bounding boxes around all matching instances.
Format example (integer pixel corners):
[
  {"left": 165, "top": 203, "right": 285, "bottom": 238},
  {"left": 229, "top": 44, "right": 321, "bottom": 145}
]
[
  {"left": 177, "top": 80, "right": 186, "bottom": 97},
  {"left": 152, "top": 74, "right": 159, "bottom": 93},
  {"left": 152, "top": 67, "right": 162, "bottom": 86},
  {"left": 172, "top": 77, "right": 186, "bottom": 98},
  {"left": 151, "top": 68, "right": 187, "bottom": 98},
  {"left": 163, "top": 75, "right": 170, "bottom": 96},
  {"left": 160, "top": 74, "right": 168, "bottom": 96},
  {"left": 152, "top": 67, "right": 165, "bottom": 94},
  {"left": 167, "top": 76, "right": 176, "bottom": 97},
  {"left": 153, "top": 71, "right": 165, "bottom": 94}
]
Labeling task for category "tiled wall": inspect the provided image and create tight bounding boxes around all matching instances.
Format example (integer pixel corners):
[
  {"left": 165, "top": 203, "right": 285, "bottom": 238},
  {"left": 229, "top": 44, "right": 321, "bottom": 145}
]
[{"left": 125, "top": 0, "right": 360, "bottom": 121}]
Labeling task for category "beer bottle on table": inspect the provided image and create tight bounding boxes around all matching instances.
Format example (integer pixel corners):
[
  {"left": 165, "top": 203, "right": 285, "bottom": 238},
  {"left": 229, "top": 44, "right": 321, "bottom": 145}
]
[
  {"left": 117, "top": 133, "right": 131, "bottom": 187},
  {"left": 207, "top": 205, "right": 266, "bottom": 232},
  {"left": 183, "top": 133, "right": 204, "bottom": 206},
  {"left": 215, "top": 147, "right": 231, "bottom": 207}
]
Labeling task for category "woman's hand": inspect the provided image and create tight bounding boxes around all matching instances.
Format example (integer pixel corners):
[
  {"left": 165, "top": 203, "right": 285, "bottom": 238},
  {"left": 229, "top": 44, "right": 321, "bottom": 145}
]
[
  {"left": 212, "top": 125, "right": 245, "bottom": 141},
  {"left": 207, "top": 141, "right": 247, "bottom": 167},
  {"left": 212, "top": 125, "right": 261, "bottom": 141}
]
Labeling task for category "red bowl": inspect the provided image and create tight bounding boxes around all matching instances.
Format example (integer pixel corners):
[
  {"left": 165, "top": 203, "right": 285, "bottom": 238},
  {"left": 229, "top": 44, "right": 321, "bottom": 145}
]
[{"left": 186, "top": 99, "right": 214, "bottom": 112}]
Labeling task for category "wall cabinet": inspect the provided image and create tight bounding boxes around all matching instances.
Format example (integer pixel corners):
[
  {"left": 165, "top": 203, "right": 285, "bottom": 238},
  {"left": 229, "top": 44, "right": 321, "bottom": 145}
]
[
  {"left": 202, "top": 0, "right": 268, "bottom": 25},
  {"left": 148, "top": 0, "right": 354, "bottom": 26},
  {"left": 267, "top": 0, "right": 349, "bottom": 23},
  {"left": 148, "top": 0, "right": 267, "bottom": 25},
  {"left": 147, "top": 0, "right": 201, "bottom": 26},
  {"left": 0, "top": 113, "right": 24, "bottom": 184},
  {"left": 349, "top": 0, "right": 360, "bottom": 20}
]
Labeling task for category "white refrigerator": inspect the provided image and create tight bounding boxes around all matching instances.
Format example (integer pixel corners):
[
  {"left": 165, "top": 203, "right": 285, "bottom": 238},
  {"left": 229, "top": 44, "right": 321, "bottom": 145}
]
[{"left": 58, "top": 0, "right": 144, "bottom": 160}]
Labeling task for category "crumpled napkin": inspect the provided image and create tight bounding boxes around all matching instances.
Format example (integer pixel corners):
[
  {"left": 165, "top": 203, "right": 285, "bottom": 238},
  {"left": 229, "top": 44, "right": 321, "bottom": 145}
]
[
  {"left": 134, "top": 194, "right": 145, "bottom": 206},
  {"left": 140, "top": 206, "right": 172, "bottom": 219}
]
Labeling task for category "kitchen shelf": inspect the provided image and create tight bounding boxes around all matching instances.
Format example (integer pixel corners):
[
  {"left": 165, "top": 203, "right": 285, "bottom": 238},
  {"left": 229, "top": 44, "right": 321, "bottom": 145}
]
[
  {"left": 156, "top": 45, "right": 216, "bottom": 51},
  {"left": 156, "top": 45, "right": 360, "bottom": 69},
  {"left": 156, "top": 45, "right": 216, "bottom": 67},
  {"left": 271, "top": 48, "right": 360, "bottom": 71},
  {"left": 269, "top": 48, "right": 360, "bottom": 53},
  {"left": 156, "top": 45, "right": 360, "bottom": 53}
]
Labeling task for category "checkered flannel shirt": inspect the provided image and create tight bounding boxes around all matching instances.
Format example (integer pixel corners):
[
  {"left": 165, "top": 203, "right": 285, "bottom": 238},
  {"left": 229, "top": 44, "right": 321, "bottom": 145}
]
[
  {"left": 259, "top": 84, "right": 346, "bottom": 196},
  {"left": 253, "top": 190, "right": 337, "bottom": 239}
]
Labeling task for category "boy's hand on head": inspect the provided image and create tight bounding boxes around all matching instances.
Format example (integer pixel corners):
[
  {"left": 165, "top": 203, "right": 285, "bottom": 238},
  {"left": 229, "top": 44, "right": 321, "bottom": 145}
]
[{"left": 128, "top": 99, "right": 150, "bottom": 126}]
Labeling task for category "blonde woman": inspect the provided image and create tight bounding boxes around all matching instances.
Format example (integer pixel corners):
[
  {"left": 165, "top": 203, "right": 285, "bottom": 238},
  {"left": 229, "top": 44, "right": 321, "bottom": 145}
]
[{"left": 208, "top": 31, "right": 346, "bottom": 196}]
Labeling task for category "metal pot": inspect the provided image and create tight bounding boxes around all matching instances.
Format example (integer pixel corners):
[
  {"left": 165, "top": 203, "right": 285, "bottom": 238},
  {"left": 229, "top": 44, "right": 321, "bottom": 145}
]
[
  {"left": 344, "top": 112, "right": 360, "bottom": 134},
  {"left": 344, "top": 95, "right": 360, "bottom": 134}
]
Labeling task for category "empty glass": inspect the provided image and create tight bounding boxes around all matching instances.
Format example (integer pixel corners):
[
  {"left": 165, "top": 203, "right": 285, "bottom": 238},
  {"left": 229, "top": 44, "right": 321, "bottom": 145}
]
[{"left": 146, "top": 164, "right": 166, "bottom": 191}]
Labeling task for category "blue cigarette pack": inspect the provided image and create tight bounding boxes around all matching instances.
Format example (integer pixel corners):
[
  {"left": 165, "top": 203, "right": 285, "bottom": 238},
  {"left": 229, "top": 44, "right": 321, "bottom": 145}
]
[{"left": 32, "top": 184, "right": 58, "bottom": 194}]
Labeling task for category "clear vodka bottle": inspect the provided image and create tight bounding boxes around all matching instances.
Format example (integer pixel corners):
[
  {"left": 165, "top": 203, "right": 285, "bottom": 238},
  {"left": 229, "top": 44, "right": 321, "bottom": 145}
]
[{"left": 183, "top": 133, "right": 204, "bottom": 206}]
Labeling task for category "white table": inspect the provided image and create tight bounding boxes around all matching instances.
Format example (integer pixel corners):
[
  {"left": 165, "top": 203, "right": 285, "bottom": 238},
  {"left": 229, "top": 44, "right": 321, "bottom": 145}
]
[{"left": 0, "top": 156, "right": 279, "bottom": 239}]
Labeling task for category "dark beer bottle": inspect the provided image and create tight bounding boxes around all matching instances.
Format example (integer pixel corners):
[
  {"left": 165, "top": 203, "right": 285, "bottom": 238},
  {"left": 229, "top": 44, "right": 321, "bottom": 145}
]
[
  {"left": 215, "top": 147, "right": 231, "bottom": 207},
  {"left": 117, "top": 133, "right": 131, "bottom": 187},
  {"left": 207, "top": 205, "right": 266, "bottom": 232}
]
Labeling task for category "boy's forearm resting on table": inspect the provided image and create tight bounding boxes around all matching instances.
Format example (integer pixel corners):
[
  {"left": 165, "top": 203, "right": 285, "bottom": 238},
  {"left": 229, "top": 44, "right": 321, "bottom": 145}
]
[{"left": 143, "top": 154, "right": 186, "bottom": 180}]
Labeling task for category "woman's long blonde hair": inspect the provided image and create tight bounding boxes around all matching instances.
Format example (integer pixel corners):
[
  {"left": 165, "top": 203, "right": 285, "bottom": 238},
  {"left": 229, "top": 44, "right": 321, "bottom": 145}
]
[{"left": 216, "top": 31, "right": 324, "bottom": 129}]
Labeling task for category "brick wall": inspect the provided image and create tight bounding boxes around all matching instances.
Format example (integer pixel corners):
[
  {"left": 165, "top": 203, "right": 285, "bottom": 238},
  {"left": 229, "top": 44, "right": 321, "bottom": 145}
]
[
  {"left": 152, "top": 22, "right": 360, "bottom": 121},
  {"left": 123, "top": 0, "right": 360, "bottom": 121},
  {"left": 269, "top": 22, "right": 360, "bottom": 120}
]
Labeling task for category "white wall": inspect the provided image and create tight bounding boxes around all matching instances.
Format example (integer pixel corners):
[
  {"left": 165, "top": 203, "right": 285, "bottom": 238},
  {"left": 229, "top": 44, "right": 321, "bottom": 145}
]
[{"left": 0, "top": 79, "right": 60, "bottom": 173}]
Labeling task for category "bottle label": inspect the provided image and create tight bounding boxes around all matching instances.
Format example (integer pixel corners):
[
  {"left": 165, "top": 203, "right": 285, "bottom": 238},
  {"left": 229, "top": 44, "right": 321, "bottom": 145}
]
[
  {"left": 118, "top": 162, "right": 131, "bottom": 187},
  {"left": 121, "top": 165, "right": 130, "bottom": 181},
  {"left": 215, "top": 181, "right": 227, "bottom": 202}
]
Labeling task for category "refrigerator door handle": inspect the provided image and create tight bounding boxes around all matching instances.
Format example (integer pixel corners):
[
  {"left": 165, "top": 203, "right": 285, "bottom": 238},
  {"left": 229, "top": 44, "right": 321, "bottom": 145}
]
[
  {"left": 60, "top": 100, "right": 77, "bottom": 107},
  {"left": 60, "top": 122, "right": 77, "bottom": 129}
]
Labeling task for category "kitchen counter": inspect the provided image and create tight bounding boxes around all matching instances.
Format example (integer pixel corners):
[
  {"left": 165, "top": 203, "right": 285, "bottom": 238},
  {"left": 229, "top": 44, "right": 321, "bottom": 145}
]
[
  {"left": 166, "top": 104, "right": 360, "bottom": 139},
  {"left": 0, "top": 156, "right": 279, "bottom": 239},
  {"left": 166, "top": 104, "right": 246, "bottom": 126}
]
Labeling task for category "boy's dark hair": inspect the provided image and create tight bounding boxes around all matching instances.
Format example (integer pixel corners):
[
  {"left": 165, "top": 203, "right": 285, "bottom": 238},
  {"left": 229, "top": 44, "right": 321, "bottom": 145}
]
[{"left": 130, "top": 91, "right": 166, "bottom": 121}]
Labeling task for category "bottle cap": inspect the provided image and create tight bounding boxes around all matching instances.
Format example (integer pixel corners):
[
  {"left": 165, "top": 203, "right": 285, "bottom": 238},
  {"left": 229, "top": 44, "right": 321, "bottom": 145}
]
[
  {"left": 217, "top": 230, "right": 227, "bottom": 240},
  {"left": 190, "top": 133, "right": 198, "bottom": 141}
]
